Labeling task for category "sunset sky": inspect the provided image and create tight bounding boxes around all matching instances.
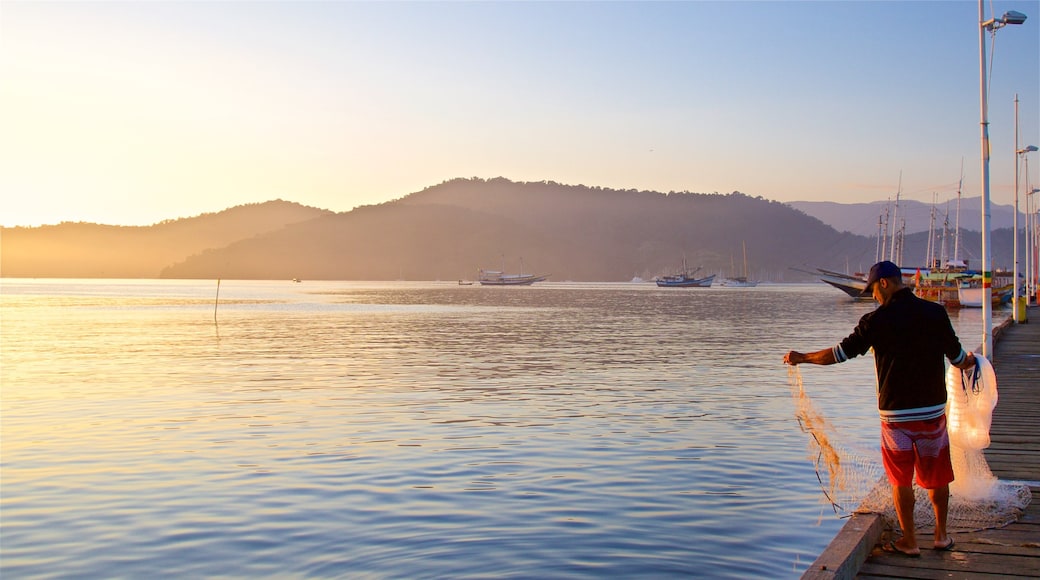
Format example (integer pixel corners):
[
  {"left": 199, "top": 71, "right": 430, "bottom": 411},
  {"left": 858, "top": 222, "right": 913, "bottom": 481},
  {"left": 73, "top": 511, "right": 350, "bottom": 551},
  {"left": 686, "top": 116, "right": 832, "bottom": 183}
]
[{"left": 1, "top": 0, "right": 1038, "bottom": 227}]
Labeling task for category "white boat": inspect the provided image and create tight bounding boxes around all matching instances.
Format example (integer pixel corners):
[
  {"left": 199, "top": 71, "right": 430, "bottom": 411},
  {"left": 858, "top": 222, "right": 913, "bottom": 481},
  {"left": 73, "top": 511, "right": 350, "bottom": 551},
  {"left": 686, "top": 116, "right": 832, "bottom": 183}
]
[
  {"left": 958, "top": 284, "right": 1013, "bottom": 308},
  {"left": 477, "top": 259, "right": 549, "bottom": 286}
]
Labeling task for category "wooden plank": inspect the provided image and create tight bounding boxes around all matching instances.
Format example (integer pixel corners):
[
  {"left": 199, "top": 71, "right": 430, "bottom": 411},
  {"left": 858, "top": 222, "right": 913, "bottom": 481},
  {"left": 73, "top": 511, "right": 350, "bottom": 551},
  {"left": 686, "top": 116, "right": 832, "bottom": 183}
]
[
  {"left": 859, "top": 562, "right": 1031, "bottom": 579},
  {"left": 860, "top": 551, "right": 1040, "bottom": 577}
]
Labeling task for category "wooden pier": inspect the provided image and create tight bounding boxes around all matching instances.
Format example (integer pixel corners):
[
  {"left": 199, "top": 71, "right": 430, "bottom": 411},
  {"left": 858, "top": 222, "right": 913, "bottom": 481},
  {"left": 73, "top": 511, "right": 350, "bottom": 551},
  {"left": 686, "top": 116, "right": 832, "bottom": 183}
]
[{"left": 803, "top": 309, "right": 1040, "bottom": 579}]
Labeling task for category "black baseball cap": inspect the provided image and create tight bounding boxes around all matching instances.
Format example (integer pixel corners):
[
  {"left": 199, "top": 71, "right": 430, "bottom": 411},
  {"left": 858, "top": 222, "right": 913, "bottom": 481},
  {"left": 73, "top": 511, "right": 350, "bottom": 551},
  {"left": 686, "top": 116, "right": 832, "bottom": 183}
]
[{"left": 861, "top": 260, "right": 901, "bottom": 295}]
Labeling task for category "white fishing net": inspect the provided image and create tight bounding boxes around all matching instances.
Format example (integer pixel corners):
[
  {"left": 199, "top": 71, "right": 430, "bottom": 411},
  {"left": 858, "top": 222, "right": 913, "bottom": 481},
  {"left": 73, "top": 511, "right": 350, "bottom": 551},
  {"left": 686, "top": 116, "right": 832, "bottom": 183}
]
[
  {"left": 789, "top": 359, "right": 1031, "bottom": 532},
  {"left": 789, "top": 367, "right": 885, "bottom": 516}
]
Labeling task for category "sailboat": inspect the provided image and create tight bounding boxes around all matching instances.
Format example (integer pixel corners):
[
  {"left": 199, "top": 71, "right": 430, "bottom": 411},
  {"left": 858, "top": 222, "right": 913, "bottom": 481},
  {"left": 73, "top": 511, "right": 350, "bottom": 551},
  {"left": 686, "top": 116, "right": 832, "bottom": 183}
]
[
  {"left": 722, "top": 241, "right": 758, "bottom": 287},
  {"left": 812, "top": 175, "right": 900, "bottom": 300},
  {"left": 914, "top": 187, "right": 968, "bottom": 308},
  {"left": 911, "top": 162, "right": 999, "bottom": 309}
]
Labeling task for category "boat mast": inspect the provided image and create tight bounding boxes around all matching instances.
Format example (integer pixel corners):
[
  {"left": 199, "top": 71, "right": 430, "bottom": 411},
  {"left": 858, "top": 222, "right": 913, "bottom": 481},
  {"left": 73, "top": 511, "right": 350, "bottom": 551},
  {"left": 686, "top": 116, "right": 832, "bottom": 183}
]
[
  {"left": 931, "top": 194, "right": 940, "bottom": 270},
  {"left": 876, "top": 213, "right": 884, "bottom": 263},
  {"left": 889, "top": 172, "right": 902, "bottom": 263},
  {"left": 954, "top": 159, "right": 964, "bottom": 264},
  {"left": 881, "top": 202, "right": 890, "bottom": 261},
  {"left": 894, "top": 220, "right": 902, "bottom": 266},
  {"left": 742, "top": 241, "right": 749, "bottom": 279},
  {"left": 940, "top": 202, "right": 950, "bottom": 267}
]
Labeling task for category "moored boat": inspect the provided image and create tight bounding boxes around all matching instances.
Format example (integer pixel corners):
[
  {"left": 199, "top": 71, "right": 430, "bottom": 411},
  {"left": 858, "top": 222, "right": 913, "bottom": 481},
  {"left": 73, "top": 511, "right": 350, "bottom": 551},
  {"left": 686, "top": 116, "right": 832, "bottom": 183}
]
[
  {"left": 722, "top": 276, "right": 757, "bottom": 288},
  {"left": 722, "top": 241, "right": 758, "bottom": 287},
  {"left": 815, "top": 268, "right": 869, "bottom": 298},
  {"left": 656, "top": 256, "right": 715, "bottom": 288},
  {"left": 958, "top": 283, "right": 1014, "bottom": 308},
  {"left": 477, "top": 269, "right": 548, "bottom": 286},
  {"left": 656, "top": 272, "right": 715, "bottom": 288},
  {"left": 912, "top": 263, "right": 971, "bottom": 308}
]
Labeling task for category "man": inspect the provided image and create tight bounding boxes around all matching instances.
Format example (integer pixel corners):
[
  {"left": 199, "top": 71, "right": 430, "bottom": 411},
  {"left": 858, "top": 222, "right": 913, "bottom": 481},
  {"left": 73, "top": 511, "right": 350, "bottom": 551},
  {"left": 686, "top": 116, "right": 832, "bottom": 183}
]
[{"left": 784, "top": 260, "right": 975, "bottom": 556}]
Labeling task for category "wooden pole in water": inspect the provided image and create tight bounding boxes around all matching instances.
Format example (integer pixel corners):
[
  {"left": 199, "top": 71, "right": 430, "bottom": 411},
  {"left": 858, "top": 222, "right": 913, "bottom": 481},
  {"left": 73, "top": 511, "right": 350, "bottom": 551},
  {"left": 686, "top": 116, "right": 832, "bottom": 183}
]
[{"left": 214, "top": 279, "right": 221, "bottom": 323}]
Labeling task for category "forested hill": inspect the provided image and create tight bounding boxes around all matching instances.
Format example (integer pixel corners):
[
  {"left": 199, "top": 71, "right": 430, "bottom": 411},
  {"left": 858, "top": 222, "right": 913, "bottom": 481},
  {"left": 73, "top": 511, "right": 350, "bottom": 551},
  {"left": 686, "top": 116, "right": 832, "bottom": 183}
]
[
  {"left": 3, "top": 178, "right": 1011, "bottom": 281},
  {"left": 1, "top": 200, "right": 331, "bottom": 278},
  {"left": 158, "top": 178, "right": 875, "bottom": 281}
]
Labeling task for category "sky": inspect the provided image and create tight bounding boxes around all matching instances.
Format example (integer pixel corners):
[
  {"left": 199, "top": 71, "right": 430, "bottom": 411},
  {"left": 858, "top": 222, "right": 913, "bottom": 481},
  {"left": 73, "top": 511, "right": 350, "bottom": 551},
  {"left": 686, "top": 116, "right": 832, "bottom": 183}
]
[{"left": 1, "top": 0, "right": 1038, "bottom": 227}]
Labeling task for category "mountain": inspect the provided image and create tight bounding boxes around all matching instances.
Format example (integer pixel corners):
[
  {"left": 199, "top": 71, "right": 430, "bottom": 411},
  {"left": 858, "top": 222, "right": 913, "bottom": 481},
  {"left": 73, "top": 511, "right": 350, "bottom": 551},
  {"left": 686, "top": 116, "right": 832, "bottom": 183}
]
[
  {"left": 157, "top": 178, "right": 877, "bottom": 281},
  {"left": 3, "top": 179, "right": 1018, "bottom": 281},
  {"left": 1, "top": 200, "right": 331, "bottom": 278},
  {"left": 789, "top": 197, "right": 1019, "bottom": 237}
]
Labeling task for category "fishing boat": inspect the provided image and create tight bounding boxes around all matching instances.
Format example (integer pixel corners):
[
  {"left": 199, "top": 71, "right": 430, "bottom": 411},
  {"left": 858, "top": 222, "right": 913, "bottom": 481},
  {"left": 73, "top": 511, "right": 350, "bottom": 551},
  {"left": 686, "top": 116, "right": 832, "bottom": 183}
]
[
  {"left": 477, "top": 269, "right": 548, "bottom": 286},
  {"left": 722, "top": 242, "right": 758, "bottom": 287},
  {"left": 958, "top": 285, "right": 1014, "bottom": 308},
  {"left": 957, "top": 270, "right": 1016, "bottom": 308},
  {"left": 913, "top": 182, "right": 970, "bottom": 309},
  {"left": 912, "top": 261, "right": 969, "bottom": 308},
  {"left": 656, "top": 256, "right": 715, "bottom": 288}
]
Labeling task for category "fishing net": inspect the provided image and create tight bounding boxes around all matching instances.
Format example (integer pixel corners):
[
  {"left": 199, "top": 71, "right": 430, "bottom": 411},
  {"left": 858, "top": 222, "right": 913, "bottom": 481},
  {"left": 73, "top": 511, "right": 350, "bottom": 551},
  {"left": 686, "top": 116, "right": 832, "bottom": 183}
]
[
  {"left": 789, "top": 366, "right": 884, "bottom": 516},
  {"left": 789, "top": 361, "right": 1031, "bottom": 532}
]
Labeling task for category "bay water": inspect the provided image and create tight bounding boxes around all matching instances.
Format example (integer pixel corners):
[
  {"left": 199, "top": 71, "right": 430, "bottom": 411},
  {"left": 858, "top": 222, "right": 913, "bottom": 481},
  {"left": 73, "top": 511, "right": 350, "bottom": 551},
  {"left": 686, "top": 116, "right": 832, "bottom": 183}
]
[{"left": 0, "top": 280, "right": 993, "bottom": 578}]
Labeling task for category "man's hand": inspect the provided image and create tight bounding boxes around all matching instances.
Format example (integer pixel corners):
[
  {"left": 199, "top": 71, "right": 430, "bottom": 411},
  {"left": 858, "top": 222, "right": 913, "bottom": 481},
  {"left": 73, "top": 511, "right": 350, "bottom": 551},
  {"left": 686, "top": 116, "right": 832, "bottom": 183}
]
[{"left": 954, "top": 352, "right": 977, "bottom": 370}]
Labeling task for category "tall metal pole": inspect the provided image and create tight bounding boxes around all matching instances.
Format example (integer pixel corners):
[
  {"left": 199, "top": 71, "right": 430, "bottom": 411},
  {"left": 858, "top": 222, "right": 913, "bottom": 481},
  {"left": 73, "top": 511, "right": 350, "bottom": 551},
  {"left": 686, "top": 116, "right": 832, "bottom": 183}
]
[
  {"left": 1027, "top": 183, "right": 1035, "bottom": 307},
  {"left": 978, "top": 0, "right": 993, "bottom": 356},
  {"left": 1022, "top": 161, "right": 1039, "bottom": 304},
  {"left": 1014, "top": 95, "right": 1021, "bottom": 322},
  {"left": 1027, "top": 170, "right": 1032, "bottom": 306}
]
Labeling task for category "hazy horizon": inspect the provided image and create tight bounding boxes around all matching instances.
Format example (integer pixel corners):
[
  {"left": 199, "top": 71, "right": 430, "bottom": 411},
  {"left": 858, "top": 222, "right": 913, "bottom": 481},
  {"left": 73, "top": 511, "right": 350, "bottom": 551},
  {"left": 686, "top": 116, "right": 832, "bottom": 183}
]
[{"left": 0, "top": 185, "right": 1021, "bottom": 230}]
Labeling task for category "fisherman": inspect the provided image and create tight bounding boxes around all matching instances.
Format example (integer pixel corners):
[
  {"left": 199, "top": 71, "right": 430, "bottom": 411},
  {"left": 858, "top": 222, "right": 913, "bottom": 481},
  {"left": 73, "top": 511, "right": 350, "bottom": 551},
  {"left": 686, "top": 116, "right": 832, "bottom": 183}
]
[{"left": 783, "top": 260, "right": 976, "bottom": 556}]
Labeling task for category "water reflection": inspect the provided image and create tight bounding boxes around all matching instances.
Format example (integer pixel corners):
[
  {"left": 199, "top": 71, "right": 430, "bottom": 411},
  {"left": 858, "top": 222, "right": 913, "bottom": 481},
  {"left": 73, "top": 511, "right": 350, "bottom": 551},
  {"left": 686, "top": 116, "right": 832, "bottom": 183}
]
[{"left": 0, "top": 280, "right": 1002, "bottom": 578}]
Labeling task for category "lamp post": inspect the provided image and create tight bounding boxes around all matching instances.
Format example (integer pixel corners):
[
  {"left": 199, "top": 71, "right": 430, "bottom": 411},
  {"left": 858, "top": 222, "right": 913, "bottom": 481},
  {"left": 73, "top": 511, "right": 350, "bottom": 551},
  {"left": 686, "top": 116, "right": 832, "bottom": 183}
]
[
  {"left": 978, "top": 1, "right": 1027, "bottom": 355},
  {"left": 1029, "top": 185, "right": 1040, "bottom": 305},
  {"left": 1015, "top": 132, "right": 1038, "bottom": 321}
]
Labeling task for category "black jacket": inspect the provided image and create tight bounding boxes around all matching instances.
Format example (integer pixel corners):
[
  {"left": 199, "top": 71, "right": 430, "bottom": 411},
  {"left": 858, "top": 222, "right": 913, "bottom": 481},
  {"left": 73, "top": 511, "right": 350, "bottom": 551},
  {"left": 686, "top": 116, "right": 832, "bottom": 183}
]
[{"left": 835, "top": 288, "right": 967, "bottom": 422}]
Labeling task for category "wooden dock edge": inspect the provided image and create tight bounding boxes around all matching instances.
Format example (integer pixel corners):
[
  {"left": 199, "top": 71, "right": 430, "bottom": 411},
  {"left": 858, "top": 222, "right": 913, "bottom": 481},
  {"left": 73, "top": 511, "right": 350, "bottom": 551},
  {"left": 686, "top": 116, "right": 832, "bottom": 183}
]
[
  {"left": 800, "top": 313, "right": 1016, "bottom": 580},
  {"left": 800, "top": 513, "right": 884, "bottom": 580}
]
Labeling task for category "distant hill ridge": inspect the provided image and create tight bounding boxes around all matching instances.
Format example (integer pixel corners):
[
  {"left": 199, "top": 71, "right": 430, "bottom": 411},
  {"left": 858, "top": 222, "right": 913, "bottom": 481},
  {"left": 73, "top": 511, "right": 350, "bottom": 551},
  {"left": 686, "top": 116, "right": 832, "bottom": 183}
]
[
  {"left": 789, "top": 198, "right": 1018, "bottom": 237},
  {"left": 1, "top": 200, "right": 331, "bottom": 278},
  {"left": 1, "top": 178, "right": 1017, "bottom": 281}
]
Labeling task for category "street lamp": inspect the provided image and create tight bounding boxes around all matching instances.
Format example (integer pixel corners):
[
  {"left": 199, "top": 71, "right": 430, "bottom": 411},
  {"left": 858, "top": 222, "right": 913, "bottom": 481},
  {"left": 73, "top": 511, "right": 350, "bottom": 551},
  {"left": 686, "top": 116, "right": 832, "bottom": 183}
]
[
  {"left": 978, "top": 1, "right": 1027, "bottom": 355},
  {"left": 1015, "top": 132, "right": 1038, "bottom": 321}
]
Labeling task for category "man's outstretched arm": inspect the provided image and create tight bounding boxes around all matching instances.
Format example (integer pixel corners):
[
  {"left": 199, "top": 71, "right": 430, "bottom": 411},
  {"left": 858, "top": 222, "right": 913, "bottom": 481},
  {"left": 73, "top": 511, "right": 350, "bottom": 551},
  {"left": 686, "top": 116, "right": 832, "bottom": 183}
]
[{"left": 784, "top": 348, "right": 838, "bottom": 366}]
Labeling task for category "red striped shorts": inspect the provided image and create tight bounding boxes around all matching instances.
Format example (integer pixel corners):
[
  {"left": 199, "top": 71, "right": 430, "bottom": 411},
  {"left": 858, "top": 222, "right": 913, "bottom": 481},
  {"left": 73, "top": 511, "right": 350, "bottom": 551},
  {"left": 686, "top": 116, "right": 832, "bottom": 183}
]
[{"left": 880, "top": 414, "right": 954, "bottom": 489}]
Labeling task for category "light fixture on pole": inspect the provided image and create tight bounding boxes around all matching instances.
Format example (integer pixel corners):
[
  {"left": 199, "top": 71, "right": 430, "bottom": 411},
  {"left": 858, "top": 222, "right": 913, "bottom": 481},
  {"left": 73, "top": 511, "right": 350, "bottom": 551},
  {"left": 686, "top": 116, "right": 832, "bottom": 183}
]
[
  {"left": 1015, "top": 138, "right": 1038, "bottom": 321},
  {"left": 978, "top": 1, "right": 1027, "bottom": 356}
]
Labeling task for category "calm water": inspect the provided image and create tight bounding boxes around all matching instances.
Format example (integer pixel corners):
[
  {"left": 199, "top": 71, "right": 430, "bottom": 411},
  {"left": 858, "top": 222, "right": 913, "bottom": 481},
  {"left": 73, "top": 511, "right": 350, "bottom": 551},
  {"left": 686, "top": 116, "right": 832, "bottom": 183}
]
[{"left": 0, "top": 280, "right": 996, "bottom": 579}]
